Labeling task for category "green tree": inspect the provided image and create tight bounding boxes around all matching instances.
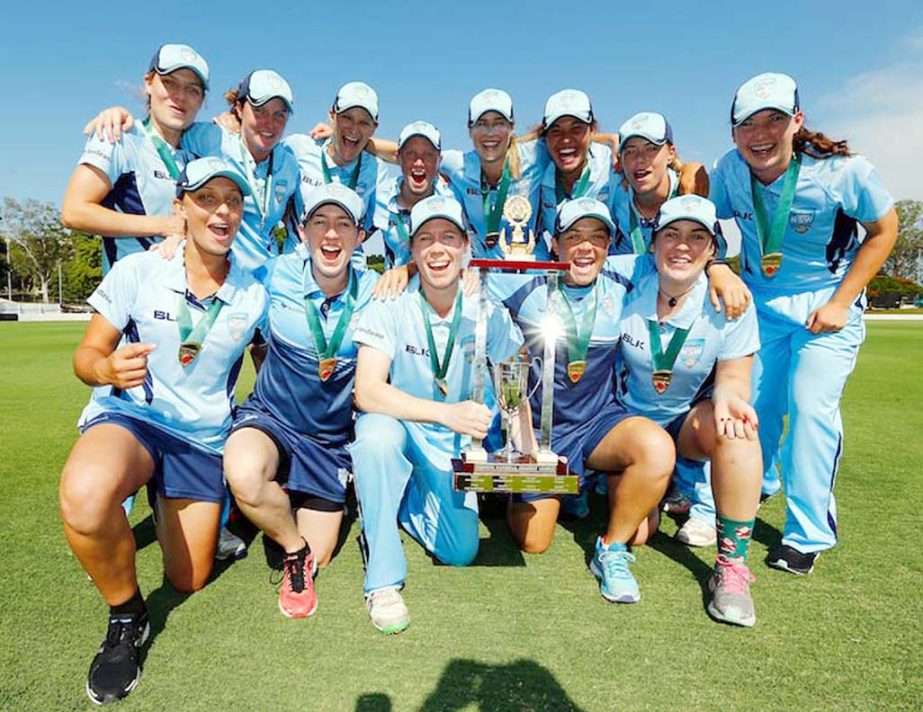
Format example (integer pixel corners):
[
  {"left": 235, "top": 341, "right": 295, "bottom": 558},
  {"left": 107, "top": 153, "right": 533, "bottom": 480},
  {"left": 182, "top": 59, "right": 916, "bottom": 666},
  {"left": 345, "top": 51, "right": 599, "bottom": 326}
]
[
  {"left": 64, "top": 232, "right": 102, "bottom": 302},
  {"left": 884, "top": 200, "right": 923, "bottom": 282},
  {"left": 3, "top": 197, "right": 74, "bottom": 303}
]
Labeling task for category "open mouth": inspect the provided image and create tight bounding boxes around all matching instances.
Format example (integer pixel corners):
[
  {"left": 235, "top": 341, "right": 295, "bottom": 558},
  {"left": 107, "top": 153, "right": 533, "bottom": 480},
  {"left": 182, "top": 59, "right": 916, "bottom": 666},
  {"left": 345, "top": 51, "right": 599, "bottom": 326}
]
[
  {"left": 208, "top": 222, "right": 232, "bottom": 240},
  {"left": 667, "top": 254, "right": 692, "bottom": 267},
  {"left": 409, "top": 167, "right": 428, "bottom": 187},
  {"left": 749, "top": 142, "right": 775, "bottom": 157},
  {"left": 342, "top": 136, "right": 361, "bottom": 153},
  {"left": 426, "top": 259, "right": 451, "bottom": 273},
  {"left": 632, "top": 168, "right": 652, "bottom": 182},
  {"left": 320, "top": 244, "right": 342, "bottom": 261}
]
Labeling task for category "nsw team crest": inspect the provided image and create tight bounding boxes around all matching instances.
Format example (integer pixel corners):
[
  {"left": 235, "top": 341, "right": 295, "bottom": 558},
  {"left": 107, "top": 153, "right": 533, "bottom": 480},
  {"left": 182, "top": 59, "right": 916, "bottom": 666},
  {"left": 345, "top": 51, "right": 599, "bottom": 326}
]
[
  {"left": 679, "top": 338, "right": 705, "bottom": 369},
  {"left": 789, "top": 211, "right": 815, "bottom": 235},
  {"left": 274, "top": 180, "right": 288, "bottom": 202},
  {"left": 228, "top": 313, "right": 249, "bottom": 342}
]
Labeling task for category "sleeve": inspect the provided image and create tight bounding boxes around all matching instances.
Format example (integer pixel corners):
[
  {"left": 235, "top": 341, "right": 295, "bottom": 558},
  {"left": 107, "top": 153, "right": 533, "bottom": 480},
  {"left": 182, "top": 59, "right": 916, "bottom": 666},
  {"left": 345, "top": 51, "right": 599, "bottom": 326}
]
[
  {"left": 254, "top": 286, "right": 271, "bottom": 337},
  {"left": 440, "top": 149, "right": 465, "bottom": 178},
  {"left": 78, "top": 132, "right": 123, "bottom": 186},
  {"left": 708, "top": 154, "right": 734, "bottom": 220},
  {"left": 353, "top": 298, "right": 397, "bottom": 359},
  {"left": 838, "top": 156, "right": 895, "bottom": 223},
  {"left": 181, "top": 121, "right": 223, "bottom": 158},
  {"left": 520, "top": 136, "right": 550, "bottom": 173},
  {"left": 86, "top": 256, "right": 138, "bottom": 329},
  {"left": 485, "top": 301, "right": 525, "bottom": 363},
  {"left": 604, "top": 254, "right": 651, "bottom": 287},
  {"left": 717, "top": 304, "right": 760, "bottom": 362}
]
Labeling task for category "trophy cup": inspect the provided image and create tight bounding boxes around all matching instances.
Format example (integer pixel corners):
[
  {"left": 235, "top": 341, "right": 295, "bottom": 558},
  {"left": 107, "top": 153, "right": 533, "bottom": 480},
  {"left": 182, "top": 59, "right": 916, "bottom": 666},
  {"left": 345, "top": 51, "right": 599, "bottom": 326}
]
[{"left": 452, "top": 195, "right": 579, "bottom": 495}]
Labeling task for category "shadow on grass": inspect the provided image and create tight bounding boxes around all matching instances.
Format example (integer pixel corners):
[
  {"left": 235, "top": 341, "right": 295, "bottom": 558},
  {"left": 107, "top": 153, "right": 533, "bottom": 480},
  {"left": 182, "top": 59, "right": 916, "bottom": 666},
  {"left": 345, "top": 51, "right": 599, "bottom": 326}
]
[
  {"left": 753, "top": 515, "right": 783, "bottom": 550},
  {"left": 414, "top": 658, "right": 587, "bottom": 712},
  {"left": 355, "top": 693, "right": 392, "bottom": 711},
  {"left": 557, "top": 490, "right": 610, "bottom": 568}
]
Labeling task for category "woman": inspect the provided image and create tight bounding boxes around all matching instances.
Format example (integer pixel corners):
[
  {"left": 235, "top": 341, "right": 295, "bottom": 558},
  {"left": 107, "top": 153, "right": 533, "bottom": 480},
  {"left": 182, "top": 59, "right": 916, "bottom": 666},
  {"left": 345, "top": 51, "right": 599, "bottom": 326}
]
[
  {"left": 711, "top": 72, "right": 897, "bottom": 575},
  {"left": 617, "top": 195, "right": 763, "bottom": 626},
  {"left": 224, "top": 183, "right": 379, "bottom": 619},
  {"left": 62, "top": 44, "right": 210, "bottom": 273},
  {"left": 59, "top": 158, "right": 267, "bottom": 704},
  {"left": 351, "top": 195, "right": 524, "bottom": 634}
]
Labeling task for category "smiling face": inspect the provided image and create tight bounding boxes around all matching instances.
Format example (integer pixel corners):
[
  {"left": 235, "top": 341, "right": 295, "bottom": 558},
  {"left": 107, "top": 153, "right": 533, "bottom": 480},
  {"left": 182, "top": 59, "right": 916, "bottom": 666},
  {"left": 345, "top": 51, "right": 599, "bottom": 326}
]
[
  {"left": 619, "top": 137, "right": 676, "bottom": 196},
  {"left": 411, "top": 218, "right": 468, "bottom": 293},
  {"left": 653, "top": 219, "right": 715, "bottom": 286},
  {"left": 175, "top": 177, "right": 244, "bottom": 257},
  {"left": 732, "top": 108, "right": 804, "bottom": 183},
  {"left": 298, "top": 203, "right": 363, "bottom": 283},
  {"left": 328, "top": 106, "right": 377, "bottom": 165},
  {"left": 552, "top": 217, "right": 611, "bottom": 287},
  {"left": 145, "top": 69, "right": 205, "bottom": 134},
  {"left": 545, "top": 116, "right": 594, "bottom": 174},
  {"left": 468, "top": 111, "right": 514, "bottom": 166},
  {"left": 240, "top": 98, "right": 290, "bottom": 163},
  {"left": 399, "top": 136, "right": 440, "bottom": 197}
]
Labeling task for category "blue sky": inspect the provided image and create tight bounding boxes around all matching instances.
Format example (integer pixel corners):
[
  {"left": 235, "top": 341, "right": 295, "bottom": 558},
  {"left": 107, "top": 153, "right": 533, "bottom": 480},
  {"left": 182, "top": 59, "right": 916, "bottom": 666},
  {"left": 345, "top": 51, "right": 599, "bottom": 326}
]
[{"left": 2, "top": 1, "right": 922, "bottom": 209}]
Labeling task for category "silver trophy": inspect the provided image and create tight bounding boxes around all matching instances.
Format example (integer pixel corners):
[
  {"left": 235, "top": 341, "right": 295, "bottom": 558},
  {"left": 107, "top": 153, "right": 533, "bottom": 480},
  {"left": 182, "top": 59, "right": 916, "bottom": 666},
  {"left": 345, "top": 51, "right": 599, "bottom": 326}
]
[{"left": 492, "top": 358, "right": 540, "bottom": 463}]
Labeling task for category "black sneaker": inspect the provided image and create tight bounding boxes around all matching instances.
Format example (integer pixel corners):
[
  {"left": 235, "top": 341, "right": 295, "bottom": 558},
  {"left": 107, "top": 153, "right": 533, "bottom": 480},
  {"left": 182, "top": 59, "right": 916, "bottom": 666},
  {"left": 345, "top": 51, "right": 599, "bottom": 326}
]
[
  {"left": 86, "top": 611, "right": 151, "bottom": 705},
  {"left": 767, "top": 544, "right": 818, "bottom": 575}
]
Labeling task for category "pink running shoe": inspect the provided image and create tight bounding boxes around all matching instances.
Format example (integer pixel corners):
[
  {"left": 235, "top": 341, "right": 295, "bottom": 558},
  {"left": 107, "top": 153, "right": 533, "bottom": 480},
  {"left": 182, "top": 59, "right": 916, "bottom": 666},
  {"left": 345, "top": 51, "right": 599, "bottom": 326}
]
[
  {"left": 278, "top": 544, "right": 318, "bottom": 619},
  {"left": 707, "top": 555, "right": 756, "bottom": 627}
]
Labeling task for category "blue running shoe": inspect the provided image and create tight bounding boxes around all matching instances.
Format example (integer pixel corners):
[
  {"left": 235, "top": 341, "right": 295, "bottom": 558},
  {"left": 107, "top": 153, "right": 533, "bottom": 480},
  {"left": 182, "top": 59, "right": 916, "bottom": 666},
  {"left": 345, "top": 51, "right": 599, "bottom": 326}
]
[{"left": 589, "top": 537, "right": 639, "bottom": 603}]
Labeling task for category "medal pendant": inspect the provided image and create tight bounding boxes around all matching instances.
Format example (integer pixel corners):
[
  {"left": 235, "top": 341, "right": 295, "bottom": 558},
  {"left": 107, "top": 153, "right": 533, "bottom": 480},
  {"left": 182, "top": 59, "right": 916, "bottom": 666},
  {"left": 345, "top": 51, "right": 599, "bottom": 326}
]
[
  {"left": 567, "top": 360, "right": 586, "bottom": 383},
  {"left": 318, "top": 357, "right": 337, "bottom": 382},
  {"left": 485, "top": 232, "right": 500, "bottom": 249},
  {"left": 761, "top": 252, "right": 783, "bottom": 278},
  {"left": 178, "top": 342, "right": 201, "bottom": 367},
  {"left": 435, "top": 377, "right": 449, "bottom": 397},
  {"left": 652, "top": 370, "right": 672, "bottom": 395}
]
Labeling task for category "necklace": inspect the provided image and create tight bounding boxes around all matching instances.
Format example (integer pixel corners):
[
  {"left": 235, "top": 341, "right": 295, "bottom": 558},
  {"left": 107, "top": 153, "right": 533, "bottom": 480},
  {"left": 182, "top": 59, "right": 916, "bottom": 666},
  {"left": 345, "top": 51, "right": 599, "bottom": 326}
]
[{"left": 658, "top": 283, "right": 696, "bottom": 308}]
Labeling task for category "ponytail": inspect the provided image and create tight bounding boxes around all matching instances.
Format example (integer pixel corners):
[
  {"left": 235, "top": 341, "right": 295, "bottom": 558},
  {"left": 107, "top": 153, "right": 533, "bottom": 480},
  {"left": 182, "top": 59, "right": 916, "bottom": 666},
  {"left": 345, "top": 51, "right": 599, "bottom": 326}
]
[{"left": 794, "top": 127, "right": 851, "bottom": 159}]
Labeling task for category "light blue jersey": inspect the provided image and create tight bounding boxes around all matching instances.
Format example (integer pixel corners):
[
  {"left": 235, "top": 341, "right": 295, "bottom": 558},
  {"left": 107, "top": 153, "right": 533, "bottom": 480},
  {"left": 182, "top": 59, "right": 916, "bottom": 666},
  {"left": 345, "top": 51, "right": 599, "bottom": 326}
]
[
  {"left": 539, "top": 145, "right": 614, "bottom": 254},
  {"left": 79, "top": 247, "right": 268, "bottom": 454},
  {"left": 283, "top": 134, "right": 383, "bottom": 233},
  {"left": 440, "top": 139, "right": 549, "bottom": 259},
  {"left": 185, "top": 124, "right": 300, "bottom": 272},
  {"left": 710, "top": 150, "right": 894, "bottom": 294},
  {"left": 353, "top": 277, "right": 523, "bottom": 457},
  {"left": 248, "top": 243, "right": 379, "bottom": 443},
  {"left": 617, "top": 272, "right": 760, "bottom": 424},
  {"left": 370, "top": 165, "right": 453, "bottom": 269},
  {"left": 607, "top": 169, "right": 679, "bottom": 255},
  {"left": 78, "top": 125, "right": 203, "bottom": 273}
]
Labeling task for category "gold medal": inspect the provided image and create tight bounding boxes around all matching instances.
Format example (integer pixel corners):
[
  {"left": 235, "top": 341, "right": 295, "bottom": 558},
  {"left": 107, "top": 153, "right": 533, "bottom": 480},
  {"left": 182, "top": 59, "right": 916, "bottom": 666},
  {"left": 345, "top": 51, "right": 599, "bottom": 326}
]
[
  {"left": 318, "top": 357, "right": 337, "bottom": 382},
  {"left": 178, "top": 342, "right": 201, "bottom": 367},
  {"left": 435, "top": 377, "right": 449, "bottom": 397},
  {"left": 652, "top": 370, "right": 672, "bottom": 395},
  {"left": 567, "top": 360, "right": 586, "bottom": 383},
  {"left": 761, "top": 252, "right": 782, "bottom": 278}
]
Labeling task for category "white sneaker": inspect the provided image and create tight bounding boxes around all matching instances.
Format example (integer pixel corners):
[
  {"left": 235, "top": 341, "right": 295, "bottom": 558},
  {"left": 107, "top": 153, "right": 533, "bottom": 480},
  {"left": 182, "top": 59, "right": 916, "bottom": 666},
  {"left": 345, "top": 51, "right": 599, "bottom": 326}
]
[
  {"left": 366, "top": 588, "right": 410, "bottom": 635},
  {"left": 215, "top": 527, "right": 248, "bottom": 561},
  {"left": 675, "top": 517, "right": 717, "bottom": 547}
]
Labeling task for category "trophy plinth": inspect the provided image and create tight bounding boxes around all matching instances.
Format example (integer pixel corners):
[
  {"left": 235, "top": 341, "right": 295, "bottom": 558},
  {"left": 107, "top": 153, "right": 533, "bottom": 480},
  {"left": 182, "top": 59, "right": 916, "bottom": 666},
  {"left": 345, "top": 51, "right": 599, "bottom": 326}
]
[{"left": 452, "top": 453, "right": 578, "bottom": 495}]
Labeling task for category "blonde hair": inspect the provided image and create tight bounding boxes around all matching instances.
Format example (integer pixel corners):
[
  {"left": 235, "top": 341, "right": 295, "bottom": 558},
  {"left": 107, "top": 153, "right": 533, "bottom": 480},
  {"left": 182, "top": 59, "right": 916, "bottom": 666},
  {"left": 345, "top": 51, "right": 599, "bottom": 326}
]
[{"left": 506, "top": 135, "right": 523, "bottom": 181}]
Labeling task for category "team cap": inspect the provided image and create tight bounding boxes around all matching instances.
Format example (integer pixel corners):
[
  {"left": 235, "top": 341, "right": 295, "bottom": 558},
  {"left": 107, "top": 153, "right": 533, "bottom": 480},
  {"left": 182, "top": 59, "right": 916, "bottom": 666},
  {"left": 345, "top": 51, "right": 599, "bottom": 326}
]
[
  {"left": 334, "top": 81, "right": 379, "bottom": 122},
  {"left": 398, "top": 121, "right": 442, "bottom": 152},
  {"left": 543, "top": 89, "right": 594, "bottom": 129},
  {"left": 654, "top": 195, "right": 720, "bottom": 236},
  {"left": 731, "top": 72, "right": 800, "bottom": 126},
  {"left": 409, "top": 195, "right": 466, "bottom": 237},
  {"left": 302, "top": 183, "right": 365, "bottom": 225},
  {"left": 176, "top": 157, "right": 250, "bottom": 197},
  {"left": 555, "top": 198, "right": 616, "bottom": 235},
  {"left": 618, "top": 112, "right": 674, "bottom": 149},
  {"left": 468, "top": 88, "right": 514, "bottom": 126},
  {"left": 149, "top": 44, "right": 209, "bottom": 90},
  {"left": 238, "top": 70, "right": 294, "bottom": 113}
]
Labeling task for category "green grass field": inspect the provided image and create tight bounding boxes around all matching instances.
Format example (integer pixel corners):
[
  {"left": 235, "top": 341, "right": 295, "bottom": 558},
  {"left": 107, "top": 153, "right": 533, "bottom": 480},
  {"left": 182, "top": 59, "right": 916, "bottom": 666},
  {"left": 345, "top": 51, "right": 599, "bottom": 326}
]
[{"left": 1, "top": 322, "right": 921, "bottom": 711}]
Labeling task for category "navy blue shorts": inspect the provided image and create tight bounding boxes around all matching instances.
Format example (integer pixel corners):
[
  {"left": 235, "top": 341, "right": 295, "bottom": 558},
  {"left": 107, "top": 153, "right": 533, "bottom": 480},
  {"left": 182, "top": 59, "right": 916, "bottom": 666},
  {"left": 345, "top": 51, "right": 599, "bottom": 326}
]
[
  {"left": 663, "top": 389, "right": 713, "bottom": 444},
  {"left": 81, "top": 412, "right": 224, "bottom": 503},
  {"left": 518, "top": 403, "right": 634, "bottom": 504},
  {"left": 231, "top": 401, "right": 351, "bottom": 508}
]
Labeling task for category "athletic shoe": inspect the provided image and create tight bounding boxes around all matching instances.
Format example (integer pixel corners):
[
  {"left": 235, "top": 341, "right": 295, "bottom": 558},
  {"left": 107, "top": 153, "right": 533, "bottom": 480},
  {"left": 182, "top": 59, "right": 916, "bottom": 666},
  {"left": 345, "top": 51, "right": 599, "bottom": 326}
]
[
  {"left": 675, "top": 516, "right": 717, "bottom": 547},
  {"left": 86, "top": 610, "right": 150, "bottom": 705},
  {"left": 767, "top": 544, "right": 818, "bottom": 575},
  {"left": 215, "top": 526, "right": 248, "bottom": 561},
  {"left": 661, "top": 489, "right": 692, "bottom": 517},
  {"left": 589, "top": 537, "right": 640, "bottom": 603},
  {"left": 366, "top": 588, "right": 410, "bottom": 634},
  {"left": 278, "top": 545, "right": 318, "bottom": 618},
  {"left": 707, "top": 556, "right": 756, "bottom": 627}
]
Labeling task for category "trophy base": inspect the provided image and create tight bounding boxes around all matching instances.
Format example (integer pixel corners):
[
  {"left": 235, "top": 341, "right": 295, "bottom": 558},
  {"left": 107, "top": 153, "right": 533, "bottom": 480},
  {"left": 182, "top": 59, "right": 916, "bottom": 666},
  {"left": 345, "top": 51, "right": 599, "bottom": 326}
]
[{"left": 452, "top": 452, "right": 578, "bottom": 494}]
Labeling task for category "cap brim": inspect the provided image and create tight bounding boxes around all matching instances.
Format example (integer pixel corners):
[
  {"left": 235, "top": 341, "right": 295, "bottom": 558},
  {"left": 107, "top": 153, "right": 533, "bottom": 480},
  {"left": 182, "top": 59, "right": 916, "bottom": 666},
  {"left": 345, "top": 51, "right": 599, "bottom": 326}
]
[
  {"left": 732, "top": 104, "right": 795, "bottom": 126},
  {"left": 558, "top": 212, "right": 615, "bottom": 235},
  {"left": 155, "top": 64, "right": 209, "bottom": 91},
  {"left": 185, "top": 170, "right": 251, "bottom": 196},
  {"left": 305, "top": 199, "right": 361, "bottom": 226},
  {"left": 544, "top": 111, "right": 592, "bottom": 129},
  {"left": 656, "top": 216, "right": 716, "bottom": 236},
  {"left": 411, "top": 214, "right": 466, "bottom": 238},
  {"left": 618, "top": 131, "right": 669, "bottom": 149},
  {"left": 249, "top": 95, "right": 294, "bottom": 114},
  {"left": 399, "top": 132, "right": 440, "bottom": 151}
]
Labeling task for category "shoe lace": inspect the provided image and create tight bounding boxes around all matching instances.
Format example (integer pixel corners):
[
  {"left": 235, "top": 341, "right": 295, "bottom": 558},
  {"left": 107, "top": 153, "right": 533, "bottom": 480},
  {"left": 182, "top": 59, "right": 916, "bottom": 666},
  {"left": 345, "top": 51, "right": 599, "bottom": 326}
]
[
  {"left": 104, "top": 616, "right": 140, "bottom": 650},
  {"left": 716, "top": 555, "right": 755, "bottom": 594},
  {"left": 370, "top": 588, "right": 402, "bottom": 612},
  {"left": 282, "top": 550, "right": 307, "bottom": 594},
  {"left": 599, "top": 548, "right": 636, "bottom": 580}
]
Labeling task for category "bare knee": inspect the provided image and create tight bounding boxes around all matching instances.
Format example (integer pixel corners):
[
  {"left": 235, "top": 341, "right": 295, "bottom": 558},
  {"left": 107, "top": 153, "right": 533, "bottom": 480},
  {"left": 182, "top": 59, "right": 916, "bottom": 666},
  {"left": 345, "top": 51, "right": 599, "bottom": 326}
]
[
  {"left": 60, "top": 465, "right": 122, "bottom": 535},
  {"left": 165, "top": 563, "right": 212, "bottom": 593},
  {"left": 508, "top": 501, "right": 557, "bottom": 554},
  {"left": 626, "top": 424, "right": 675, "bottom": 482}
]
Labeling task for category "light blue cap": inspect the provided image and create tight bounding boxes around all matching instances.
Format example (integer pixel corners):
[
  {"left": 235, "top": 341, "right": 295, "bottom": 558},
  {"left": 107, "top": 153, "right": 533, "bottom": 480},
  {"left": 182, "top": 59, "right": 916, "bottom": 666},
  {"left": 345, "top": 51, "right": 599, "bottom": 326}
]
[
  {"left": 176, "top": 157, "right": 250, "bottom": 197},
  {"left": 409, "top": 195, "right": 466, "bottom": 237},
  {"left": 555, "top": 197, "right": 616, "bottom": 235},
  {"left": 398, "top": 121, "right": 442, "bottom": 151},
  {"left": 334, "top": 81, "right": 379, "bottom": 122},
  {"left": 618, "top": 112, "right": 673, "bottom": 148},
  {"left": 238, "top": 70, "right": 294, "bottom": 113},
  {"left": 302, "top": 183, "right": 365, "bottom": 225},
  {"left": 731, "top": 72, "right": 800, "bottom": 126},
  {"left": 543, "top": 89, "right": 593, "bottom": 129},
  {"left": 654, "top": 195, "right": 719, "bottom": 236},
  {"left": 149, "top": 44, "right": 209, "bottom": 90}
]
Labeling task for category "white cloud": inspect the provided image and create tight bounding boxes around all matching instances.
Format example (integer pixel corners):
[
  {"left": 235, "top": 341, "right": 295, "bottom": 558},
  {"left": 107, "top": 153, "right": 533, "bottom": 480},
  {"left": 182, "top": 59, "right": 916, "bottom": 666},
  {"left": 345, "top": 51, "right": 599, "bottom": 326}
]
[{"left": 818, "top": 57, "right": 923, "bottom": 201}]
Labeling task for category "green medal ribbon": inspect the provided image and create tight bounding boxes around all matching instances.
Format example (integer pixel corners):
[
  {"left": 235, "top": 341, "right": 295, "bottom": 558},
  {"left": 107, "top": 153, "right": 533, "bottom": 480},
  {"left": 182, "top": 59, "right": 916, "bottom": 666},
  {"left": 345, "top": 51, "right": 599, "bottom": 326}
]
[
  {"left": 239, "top": 136, "right": 274, "bottom": 233},
  {"left": 302, "top": 266, "right": 359, "bottom": 382},
  {"left": 646, "top": 319, "right": 691, "bottom": 394},
  {"left": 555, "top": 162, "right": 591, "bottom": 204},
  {"left": 556, "top": 285, "right": 599, "bottom": 383},
  {"left": 481, "top": 159, "right": 511, "bottom": 243},
  {"left": 418, "top": 289, "right": 464, "bottom": 399},
  {"left": 321, "top": 147, "right": 362, "bottom": 189},
  {"left": 176, "top": 294, "right": 224, "bottom": 367},
  {"left": 628, "top": 177, "right": 679, "bottom": 254},
  {"left": 750, "top": 154, "right": 801, "bottom": 277},
  {"left": 393, "top": 211, "right": 411, "bottom": 244},
  {"left": 141, "top": 118, "right": 182, "bottom": 180}
]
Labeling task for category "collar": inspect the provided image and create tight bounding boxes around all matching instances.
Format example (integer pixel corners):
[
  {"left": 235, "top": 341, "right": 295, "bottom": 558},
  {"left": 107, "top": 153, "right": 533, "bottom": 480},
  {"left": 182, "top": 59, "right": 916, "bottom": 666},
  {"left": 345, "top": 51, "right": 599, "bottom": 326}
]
[
  {"left": 639, "top": 271, "right": 708, "bottom": 329},
  {"left": 163, "top": 243, "right": 239, "bottom": 304},
  {"left": 300, "top": 243, "right": 352, "bottom": 301}
]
